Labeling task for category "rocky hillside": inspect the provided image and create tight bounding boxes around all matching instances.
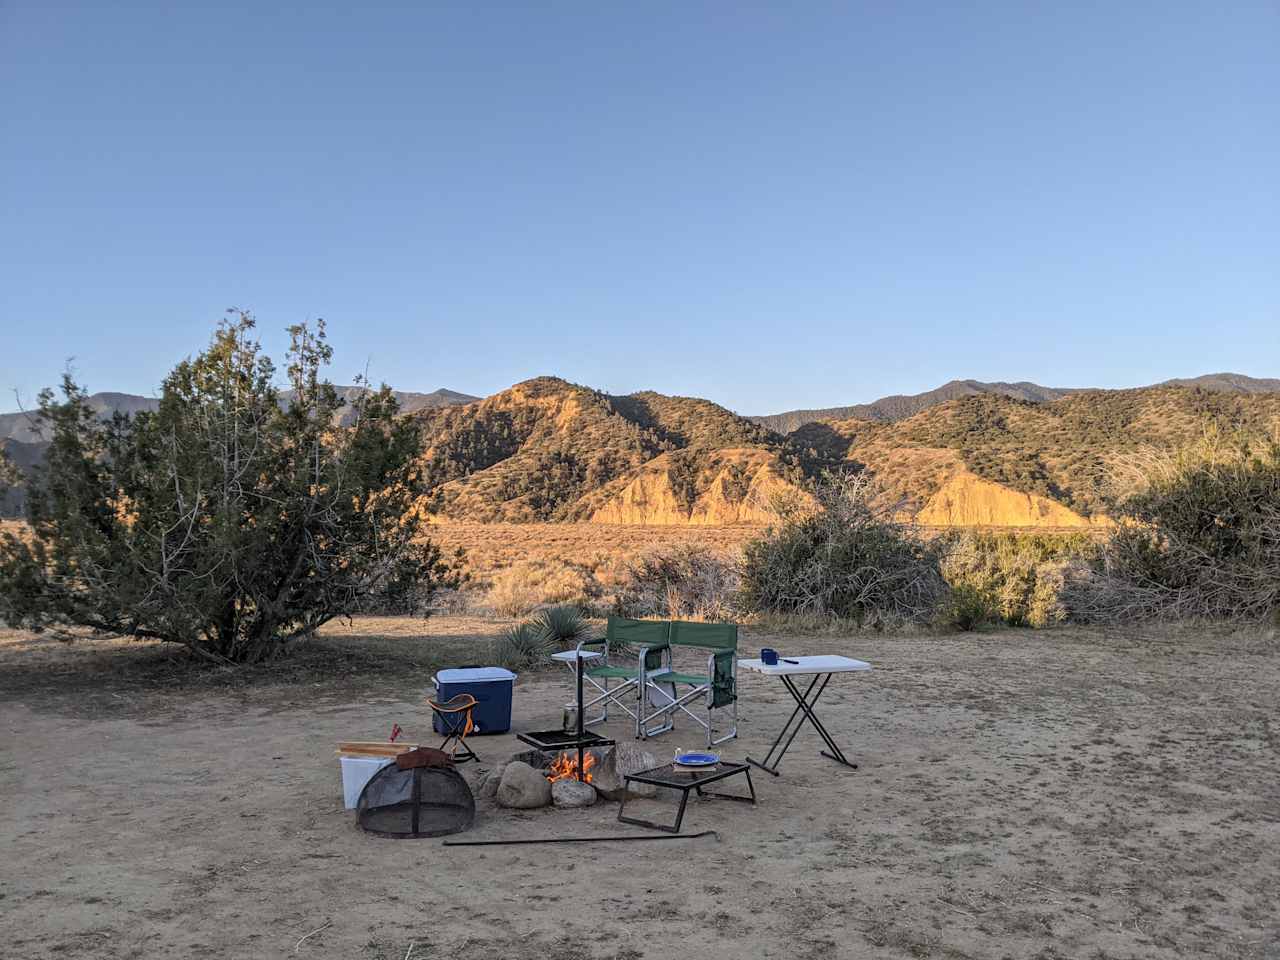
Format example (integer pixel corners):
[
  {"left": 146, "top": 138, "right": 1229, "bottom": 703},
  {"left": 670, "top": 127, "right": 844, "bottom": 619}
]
[
  {"left": 755, "top": 372, "right": 1280, "bottom": 434},
  {"left": 790, "top": 386, "right": 1280, "bottom": 523},
  {"left": 6, "top": 374, "right": 1278, "bottom": 527},
  {"left": 413, "top": 377, "right": 805, "bottom": 523},
  {"left": 752, "top": 379, "right": 1076, "bottom": 433}
]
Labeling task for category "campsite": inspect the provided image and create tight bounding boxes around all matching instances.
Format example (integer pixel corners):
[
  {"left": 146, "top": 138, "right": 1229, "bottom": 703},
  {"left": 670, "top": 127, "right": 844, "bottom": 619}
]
[
  {"left": 3, "top": 615, "right": 1276, "bottom": 958},
  {"left": 4, "top": 3, "right": 1279, "bottom": 957}
]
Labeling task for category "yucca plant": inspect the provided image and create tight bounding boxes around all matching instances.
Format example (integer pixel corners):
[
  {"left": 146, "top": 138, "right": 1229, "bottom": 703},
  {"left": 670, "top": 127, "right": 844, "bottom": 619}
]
[
  {"left": 493, "top": 622, "right": 557, "bottom": 670},
  {"left": 530, "top": 604, "right": 589, "bottom": 649}
]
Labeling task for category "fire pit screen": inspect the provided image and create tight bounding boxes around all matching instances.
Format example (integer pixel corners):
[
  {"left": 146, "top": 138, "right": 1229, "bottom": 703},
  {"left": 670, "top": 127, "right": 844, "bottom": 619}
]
[{"left": 356, "top": 763, "right": 475, "bottom": 838}]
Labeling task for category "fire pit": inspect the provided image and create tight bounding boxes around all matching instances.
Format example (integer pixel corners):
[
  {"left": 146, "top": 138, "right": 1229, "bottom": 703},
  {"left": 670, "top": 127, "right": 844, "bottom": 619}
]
[
  {"left": 515, "top": 653, "right": 613, "bottom": 783},
  {"left": 546, "top": 748, "right": 598, "bottom": 783}
]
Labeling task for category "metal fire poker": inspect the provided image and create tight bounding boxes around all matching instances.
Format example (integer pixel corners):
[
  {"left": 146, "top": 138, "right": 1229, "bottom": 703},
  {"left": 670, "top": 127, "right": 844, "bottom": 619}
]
[{"left": 442, "top": 830, "right": 720, "bottom": 847}]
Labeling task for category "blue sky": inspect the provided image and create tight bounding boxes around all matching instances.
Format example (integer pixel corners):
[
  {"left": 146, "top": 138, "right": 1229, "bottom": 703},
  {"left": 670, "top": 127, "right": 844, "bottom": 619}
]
[{"left": 2, "top": 2, "right": 1277, "bottom": 415}]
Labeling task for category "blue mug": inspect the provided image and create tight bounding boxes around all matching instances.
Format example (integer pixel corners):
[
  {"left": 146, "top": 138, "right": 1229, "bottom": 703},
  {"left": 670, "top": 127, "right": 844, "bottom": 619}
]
[{"left": 760, "top": 648, "right": 779, "bottom": 665}]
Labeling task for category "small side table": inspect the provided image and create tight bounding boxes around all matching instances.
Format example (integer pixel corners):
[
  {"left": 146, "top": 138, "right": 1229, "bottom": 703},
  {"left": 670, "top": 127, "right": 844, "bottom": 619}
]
[
  {"left": 617, "top": 761, "right": 756, "bottom": 833},
  {"left": 738, "top": 655, "right": 871, "bottom": 776}
]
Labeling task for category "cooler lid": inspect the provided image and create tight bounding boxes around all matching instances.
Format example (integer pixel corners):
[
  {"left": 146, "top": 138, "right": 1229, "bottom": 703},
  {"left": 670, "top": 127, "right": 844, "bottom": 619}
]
[{"left": 435, "top": 667, "right": 517, "bottom": 684}]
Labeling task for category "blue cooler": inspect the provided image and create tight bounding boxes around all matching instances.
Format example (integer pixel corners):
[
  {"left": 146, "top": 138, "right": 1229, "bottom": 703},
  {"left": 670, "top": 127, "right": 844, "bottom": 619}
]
[{"left": 433, "top": 667, "right": 517, "bottom": 735}]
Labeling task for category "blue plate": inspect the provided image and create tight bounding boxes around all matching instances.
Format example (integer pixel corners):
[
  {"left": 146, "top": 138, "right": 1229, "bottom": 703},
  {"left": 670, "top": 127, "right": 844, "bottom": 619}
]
[{"left": 674, "top": 752, "right": 720, "bottom": 766}]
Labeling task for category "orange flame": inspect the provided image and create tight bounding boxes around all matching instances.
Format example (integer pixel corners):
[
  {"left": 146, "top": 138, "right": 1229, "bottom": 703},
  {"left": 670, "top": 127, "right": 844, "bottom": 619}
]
[{"left": 546, "top": 750, "right": 596, "bottom": 783}]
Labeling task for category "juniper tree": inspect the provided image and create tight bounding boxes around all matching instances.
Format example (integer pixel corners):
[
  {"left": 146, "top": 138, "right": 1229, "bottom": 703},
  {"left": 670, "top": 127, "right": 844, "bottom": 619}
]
[{"left": 0, "top": 312, "right": 459, "bottom": 663}]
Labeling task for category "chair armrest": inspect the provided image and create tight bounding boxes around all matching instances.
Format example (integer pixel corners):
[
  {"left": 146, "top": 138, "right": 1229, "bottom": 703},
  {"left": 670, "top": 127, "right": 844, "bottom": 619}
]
[
  {"left": 637, "top": 642, "right": 670, "bottom": 675},
  {"left": 578, "top": 637, "right": 607, "bottom": 653}
]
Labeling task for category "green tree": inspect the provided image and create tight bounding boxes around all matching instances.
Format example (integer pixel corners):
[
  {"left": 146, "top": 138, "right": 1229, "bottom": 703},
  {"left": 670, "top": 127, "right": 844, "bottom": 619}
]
[
  {"left": 0, "top": 312, "right": 460, "bottom": 663},
  {"left": 0, "top": 447, "right": 19, "bottom": 507}
]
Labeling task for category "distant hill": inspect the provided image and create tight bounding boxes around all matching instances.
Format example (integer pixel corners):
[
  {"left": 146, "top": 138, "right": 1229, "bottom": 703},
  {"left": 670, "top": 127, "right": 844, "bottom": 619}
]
[
  {"left": 751, "top": 380, "right": 1077, "bottom": 433},
  {"left": 790, "top": 386, "right": 1280, "bottom": 521},
  {"left": 753, "top": 373, "right": 1280, "bottom": 433},
  {"left": 0, "top": 386, "right": 477, "bottom": 443},
  {"left": 1156, "top": 373, "right": 1280, "bottom": 394},
  {"left": 413, "top": 377, "right": 801, "bottom": 523},
  {"left": 415, "top": 376, "right": 1280, "bottom": 527},
  {"left": 5, "top": 373, "right": 1279, "bottom": 527}
]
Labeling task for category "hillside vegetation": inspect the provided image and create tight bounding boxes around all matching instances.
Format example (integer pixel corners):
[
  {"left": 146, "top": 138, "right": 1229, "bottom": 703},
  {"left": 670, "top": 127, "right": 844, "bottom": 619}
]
[
  {"left": 6, "top": 373, "right": 1278, "bottom": 528},
  {"left": 792, "top": 387, "right": 1280, "bottom": 521},
  {"left": 413, "top": 377, "right": 812, "bottom": 523},
  {"left": 754, "top": 371, "right": 1280, "bottom": 434},
  {"left": 752, "top": 378, "right": 1076, "bottom": 433}
]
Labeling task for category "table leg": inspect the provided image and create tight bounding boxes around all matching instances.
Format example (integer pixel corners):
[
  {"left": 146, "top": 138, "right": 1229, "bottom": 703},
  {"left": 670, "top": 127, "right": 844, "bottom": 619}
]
[
  {"left": 694, "top": 767, "right": 756, "bottom": 805},
  {"left": 617, "top": 779, "right": 690, "bottom": 833},
  {"left": 747, "top": 674, "right": 826, "bottom": 775},
  {"left": 746, "top": 673, "right": 857, "bottom": 775},
  {"left": 781, "top": 674, "right": 857, "bottom": 770}
]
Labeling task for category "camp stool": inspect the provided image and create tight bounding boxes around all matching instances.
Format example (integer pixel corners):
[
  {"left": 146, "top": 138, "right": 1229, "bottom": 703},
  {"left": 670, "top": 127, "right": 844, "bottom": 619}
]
[
  {"left": 429, "top": 693, "right": 480, "bottom": 763},
  {"left": 640, "top": 620, "right": 739, "bottom": 748},
  {"left": 574, "top": 617, "right": 674, "bottom": 739}
]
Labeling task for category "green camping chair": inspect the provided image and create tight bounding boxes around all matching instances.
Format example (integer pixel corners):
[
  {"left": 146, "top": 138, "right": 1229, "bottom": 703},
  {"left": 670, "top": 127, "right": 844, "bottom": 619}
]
[
  {"left": 575, "top": 617, "right": 674, "bottom": 739},
  {"left": 640, "top": 620, "right": 739, "bottom": 747}
]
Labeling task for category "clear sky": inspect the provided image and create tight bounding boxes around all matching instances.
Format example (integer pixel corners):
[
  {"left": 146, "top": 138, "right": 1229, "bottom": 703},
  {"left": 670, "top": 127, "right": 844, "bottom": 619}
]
[{"left": 2, "top": 2, "right": 1277, "bottom": 415}]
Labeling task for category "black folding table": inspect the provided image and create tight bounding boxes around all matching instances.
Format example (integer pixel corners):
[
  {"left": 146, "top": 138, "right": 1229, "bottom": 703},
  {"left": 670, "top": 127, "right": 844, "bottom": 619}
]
[
  {"left": 739, "top": 655, "right": 872, "bottom": 776},
  {"left": 617, "top": 761, "right": 755, "bottom": 833}
]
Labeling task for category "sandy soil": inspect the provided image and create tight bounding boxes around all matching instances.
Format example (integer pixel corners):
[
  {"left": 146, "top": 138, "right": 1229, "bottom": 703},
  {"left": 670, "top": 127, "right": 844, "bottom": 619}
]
[{"left": 1, "top": 617, "right": 1277, "bottom": 959}]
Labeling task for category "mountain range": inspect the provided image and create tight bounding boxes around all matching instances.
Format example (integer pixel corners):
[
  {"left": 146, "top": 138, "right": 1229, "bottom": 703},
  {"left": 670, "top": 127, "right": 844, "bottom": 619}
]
[
  {"left": 3, "top": 374, "right": 1278, "bottom": 526},
  {"left": 0, "top": 387, "right": 478, "bottom": 444},
  {"left": 749, "top": 373, "right": 1280, "bottom": 433}
]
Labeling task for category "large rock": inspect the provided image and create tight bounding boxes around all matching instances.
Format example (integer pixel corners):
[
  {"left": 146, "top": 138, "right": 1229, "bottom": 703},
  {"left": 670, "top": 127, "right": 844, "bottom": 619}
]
[
  {"left": 496, "top": 761, "right": 552, "bottom": 809},
  {"left": 507, "top": 748, "right": 549, "bottom": 768},
  {"left": 551, "top": 778, "right": 597, "bottom": 808},
  {"left": 591, "top": 743, "right": 659, "bottom": 801},
  {"left": 475, "top": 763, "right": 508, "bottom": 800}
]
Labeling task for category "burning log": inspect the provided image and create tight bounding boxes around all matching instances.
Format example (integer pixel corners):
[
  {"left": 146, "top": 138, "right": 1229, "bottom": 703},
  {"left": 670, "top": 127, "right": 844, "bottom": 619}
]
[{"left": 546, "top": 749, "right": 596, "bottom": 784}]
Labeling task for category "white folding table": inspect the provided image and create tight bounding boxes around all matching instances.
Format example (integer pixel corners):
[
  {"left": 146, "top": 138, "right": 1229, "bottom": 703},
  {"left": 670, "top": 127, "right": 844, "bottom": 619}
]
[{"left": 738, "top": 655, "right": 871, "bottom": 776}]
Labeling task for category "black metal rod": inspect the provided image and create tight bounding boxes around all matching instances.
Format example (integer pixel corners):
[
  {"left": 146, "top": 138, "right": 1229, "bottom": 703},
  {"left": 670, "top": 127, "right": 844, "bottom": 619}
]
[
  {"left": 576, "top": 651, "right": 585, "bottom": 782},
  {"left": 442, "top": 830, "right": 719, "bottom": 847}
]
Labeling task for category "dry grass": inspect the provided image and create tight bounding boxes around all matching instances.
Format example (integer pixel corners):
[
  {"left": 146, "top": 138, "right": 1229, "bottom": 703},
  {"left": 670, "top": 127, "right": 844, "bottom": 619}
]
[
  {"left": 484, "top": 561, "right": 594, "bottom": 616},
  {"left": 427, "top": 521, "right": 762, "bottom": 606}
]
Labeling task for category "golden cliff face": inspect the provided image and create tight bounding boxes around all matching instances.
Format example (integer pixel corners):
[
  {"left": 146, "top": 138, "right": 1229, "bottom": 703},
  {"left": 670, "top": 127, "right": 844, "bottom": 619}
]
[
  {"left": 914, "top": 470, "right": 1103, "bottom": 528},
  {"left": 589, "top": 449, "right": 805, "bottom": 525}
]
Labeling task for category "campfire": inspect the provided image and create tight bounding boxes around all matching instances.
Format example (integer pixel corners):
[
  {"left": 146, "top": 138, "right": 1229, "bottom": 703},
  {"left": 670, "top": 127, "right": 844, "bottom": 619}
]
[{"left": 546, "top": 749, "right": 596, "bottom": 784}]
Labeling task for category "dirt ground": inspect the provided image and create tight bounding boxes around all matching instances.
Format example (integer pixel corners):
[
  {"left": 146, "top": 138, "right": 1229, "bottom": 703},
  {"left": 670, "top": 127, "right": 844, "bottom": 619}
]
[{"left": 2, "top": 616, "right": 1277, "bottom": 959}]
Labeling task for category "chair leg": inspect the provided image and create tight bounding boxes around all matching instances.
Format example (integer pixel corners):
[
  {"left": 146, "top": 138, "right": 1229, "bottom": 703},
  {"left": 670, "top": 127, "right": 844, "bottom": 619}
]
[
  {"left": 436, "top": 709, "right": 480, "bottom": 763},
  {"left": 638, "top": 680, "right": 677, "bottom": 739}
]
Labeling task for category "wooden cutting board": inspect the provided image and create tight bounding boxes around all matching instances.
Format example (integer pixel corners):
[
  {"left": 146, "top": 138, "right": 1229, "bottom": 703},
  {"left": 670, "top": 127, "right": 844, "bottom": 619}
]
[{"left": 336, "top": 741, "right": 421, "bottom": 757}]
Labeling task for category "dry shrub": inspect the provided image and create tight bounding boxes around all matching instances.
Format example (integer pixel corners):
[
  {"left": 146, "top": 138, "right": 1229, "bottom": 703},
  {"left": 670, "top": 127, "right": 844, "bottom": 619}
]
[
  {"left": 1070, "top": 431, "right": 1280, "bottom": 623},
  {"left": 941, "top": 530, "right": 1094, "bottom": 628},
  {"left": 614, "top": 544, "right": 740, "bottom": 620},
  {"left": 484, "top": 561, "right": 593, "bottom": 617},
  {"left": 739, "top": 472, "right": 947, "bottom": 627}
]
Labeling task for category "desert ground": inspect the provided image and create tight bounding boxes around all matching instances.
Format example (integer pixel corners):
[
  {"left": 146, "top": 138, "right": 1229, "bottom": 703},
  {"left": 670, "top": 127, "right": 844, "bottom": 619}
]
[{"left": 1, "top": 616, "right": 1277, "bottom": 959}]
